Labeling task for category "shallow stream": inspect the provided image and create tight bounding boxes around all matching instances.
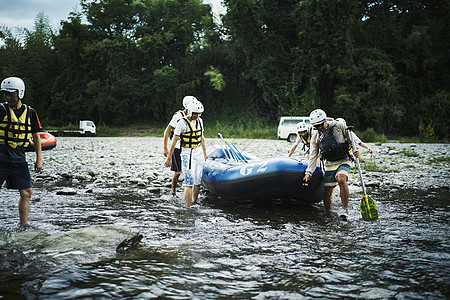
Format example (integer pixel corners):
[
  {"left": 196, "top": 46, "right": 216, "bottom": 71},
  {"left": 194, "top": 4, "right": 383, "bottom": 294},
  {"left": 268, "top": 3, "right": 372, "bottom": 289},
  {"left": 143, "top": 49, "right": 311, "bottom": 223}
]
[{"left": 0, "top": 137, "right": 448, "bottom": 299}]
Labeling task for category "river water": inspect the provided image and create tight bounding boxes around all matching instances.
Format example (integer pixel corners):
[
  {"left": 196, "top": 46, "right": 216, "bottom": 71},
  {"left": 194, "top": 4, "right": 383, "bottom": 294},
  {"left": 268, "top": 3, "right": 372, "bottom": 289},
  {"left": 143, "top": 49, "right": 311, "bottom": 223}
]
[{"left": 0, "top": 137, "right": 449, "bottom": 299}]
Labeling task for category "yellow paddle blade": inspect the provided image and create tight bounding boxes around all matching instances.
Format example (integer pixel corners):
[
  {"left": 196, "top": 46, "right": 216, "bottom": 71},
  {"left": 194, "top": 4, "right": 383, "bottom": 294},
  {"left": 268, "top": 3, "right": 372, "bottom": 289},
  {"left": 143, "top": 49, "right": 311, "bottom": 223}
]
[{"left": 360, "top": 194, "right": 379, "bottom": 220}]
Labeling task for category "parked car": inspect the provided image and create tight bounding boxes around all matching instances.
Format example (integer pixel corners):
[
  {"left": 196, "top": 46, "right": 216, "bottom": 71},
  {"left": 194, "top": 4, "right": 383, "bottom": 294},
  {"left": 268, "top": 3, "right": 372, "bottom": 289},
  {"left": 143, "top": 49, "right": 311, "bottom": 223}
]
[{"left": 277, "top": 116, "right": 334, "bottom": 142}]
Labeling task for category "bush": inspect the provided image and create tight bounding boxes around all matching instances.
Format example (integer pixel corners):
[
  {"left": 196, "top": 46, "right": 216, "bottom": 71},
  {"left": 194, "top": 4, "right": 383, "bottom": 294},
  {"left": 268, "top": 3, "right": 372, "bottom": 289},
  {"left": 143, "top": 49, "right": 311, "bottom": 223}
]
[
  {"left": 204, "top": 119, "right": 277, "bottom": 139},
  {"left": 96, "top": 122, "right": 119, "bottom": 137},
  {"left": 357, "top": 128, "right": 387, "bottom": 143}
]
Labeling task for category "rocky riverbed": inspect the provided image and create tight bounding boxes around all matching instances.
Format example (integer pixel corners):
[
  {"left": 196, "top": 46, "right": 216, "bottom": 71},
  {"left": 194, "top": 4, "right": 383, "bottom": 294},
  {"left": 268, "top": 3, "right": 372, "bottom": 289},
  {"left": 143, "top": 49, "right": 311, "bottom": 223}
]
[
  {"left": 2, "top": 137, "right": 447, "bottom": 299},
  {"left": 28, "top": 137, "right": 449, "bottom": 198}
]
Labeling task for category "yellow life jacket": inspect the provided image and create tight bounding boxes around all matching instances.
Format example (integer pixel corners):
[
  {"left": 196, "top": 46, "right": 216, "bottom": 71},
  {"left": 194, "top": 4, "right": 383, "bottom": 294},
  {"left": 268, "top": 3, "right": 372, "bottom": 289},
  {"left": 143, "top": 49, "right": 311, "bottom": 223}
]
[
  {"left": 0, "top": 103, "right": 32, "bottom": 149},
  {"left": 300, "top": 127, "right": 312, "bottom": 148},
  {"left": 180, "top": 118, "right": 202, "bottom": 148}
]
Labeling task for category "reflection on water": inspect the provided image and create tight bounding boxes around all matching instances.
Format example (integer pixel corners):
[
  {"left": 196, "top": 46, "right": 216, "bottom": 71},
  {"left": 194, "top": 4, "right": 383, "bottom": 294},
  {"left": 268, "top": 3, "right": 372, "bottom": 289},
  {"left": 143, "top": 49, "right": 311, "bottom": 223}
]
[{"left": 1, "top": 185, "right": 448, "bottom": 299}]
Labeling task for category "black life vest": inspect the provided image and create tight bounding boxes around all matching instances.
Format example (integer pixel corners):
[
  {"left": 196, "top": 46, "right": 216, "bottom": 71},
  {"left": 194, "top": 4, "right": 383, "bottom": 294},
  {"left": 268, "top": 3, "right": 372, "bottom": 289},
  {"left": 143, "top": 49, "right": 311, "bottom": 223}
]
[
  {"left": 169, "top": 110, "right": 186, "bottom": 140},
  {"left": 180, "top": 118, "right": 202, "bottom": 148},
  {"left": 319, "top": 124, "right": 349, "bottom": 161}
]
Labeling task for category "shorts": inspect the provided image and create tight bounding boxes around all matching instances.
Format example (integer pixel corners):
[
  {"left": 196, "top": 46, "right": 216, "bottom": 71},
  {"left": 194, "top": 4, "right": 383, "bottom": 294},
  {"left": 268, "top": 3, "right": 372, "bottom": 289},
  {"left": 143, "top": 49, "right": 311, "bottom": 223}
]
[
  {"left": 181, "top": 147, "right": 204, "bottom": 187},
  {"left": 324, "top": 163, "right": 351, "bottom": 187},
  {"left": 171, "top": 148, "right": 182, "bottom": 172},
  {"left": 0, "top": 162, "right": 32, "bottom": 190}
]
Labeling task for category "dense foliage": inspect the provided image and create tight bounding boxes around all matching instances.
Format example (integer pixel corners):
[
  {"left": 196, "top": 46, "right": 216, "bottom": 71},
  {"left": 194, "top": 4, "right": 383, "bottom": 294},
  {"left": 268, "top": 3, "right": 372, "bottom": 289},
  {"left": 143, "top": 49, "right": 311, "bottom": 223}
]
[{"left": 0, "top": 0, "right": 448, "bottom": 139}]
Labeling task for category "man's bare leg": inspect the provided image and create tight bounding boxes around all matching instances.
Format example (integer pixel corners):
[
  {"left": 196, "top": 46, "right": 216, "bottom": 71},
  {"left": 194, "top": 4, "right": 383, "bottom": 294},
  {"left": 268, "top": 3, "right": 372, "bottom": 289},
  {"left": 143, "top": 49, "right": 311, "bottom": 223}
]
[
  {"left": 184, "top": 186, "right": 193, "bottom": 207},
  {"left": 19, "top": 188, "right": 32, "bottom": 226}
]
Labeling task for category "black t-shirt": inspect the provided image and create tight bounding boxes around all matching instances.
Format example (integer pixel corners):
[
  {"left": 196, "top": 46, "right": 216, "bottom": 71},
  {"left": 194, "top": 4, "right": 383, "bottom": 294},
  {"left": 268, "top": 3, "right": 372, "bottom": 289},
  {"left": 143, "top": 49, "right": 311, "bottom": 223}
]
[{"left": 0, "top": 103, "right": 42, "bottom": 164}]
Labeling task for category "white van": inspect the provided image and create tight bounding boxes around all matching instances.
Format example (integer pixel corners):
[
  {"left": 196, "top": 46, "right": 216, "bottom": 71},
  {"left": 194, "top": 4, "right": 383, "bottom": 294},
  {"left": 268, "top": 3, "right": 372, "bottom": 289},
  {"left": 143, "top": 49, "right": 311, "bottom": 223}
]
[
  {"left": 277, "top": 116, "right": 334, "bottom": 142},
  {"left": 277, "top": 116, "right": 310, "bottom": 142}
]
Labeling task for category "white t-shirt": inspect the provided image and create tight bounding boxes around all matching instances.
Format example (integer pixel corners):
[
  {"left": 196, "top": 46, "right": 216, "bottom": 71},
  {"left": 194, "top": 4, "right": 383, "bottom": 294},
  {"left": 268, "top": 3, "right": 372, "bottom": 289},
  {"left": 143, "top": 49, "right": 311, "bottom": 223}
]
[
  {"left": 168, "top": 110, "right": 185, "bottom": 149},
  {"left": 351, "top": 132, "right": 361, "bottom": 145}
]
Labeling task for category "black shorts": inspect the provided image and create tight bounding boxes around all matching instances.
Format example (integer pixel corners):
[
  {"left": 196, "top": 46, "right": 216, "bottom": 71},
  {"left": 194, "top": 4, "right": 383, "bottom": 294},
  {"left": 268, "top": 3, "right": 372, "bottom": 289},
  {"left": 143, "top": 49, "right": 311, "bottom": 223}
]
[
  {"left": 171, "top": 148, "right": 182, "bottom": 172},
  {"left": 0, "top": 162, "right": 32, "bottom": 190}
]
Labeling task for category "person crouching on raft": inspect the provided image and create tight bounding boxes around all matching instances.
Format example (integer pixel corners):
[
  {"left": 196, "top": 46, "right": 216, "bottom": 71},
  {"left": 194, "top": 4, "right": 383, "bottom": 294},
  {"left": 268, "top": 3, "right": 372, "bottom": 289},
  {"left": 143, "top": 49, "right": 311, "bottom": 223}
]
[
  {"left": 302, "top": 109, "right": 358, "bottom": 220},
  {"left": 165, "top": 100, "right": 208, "bottom": 208}
]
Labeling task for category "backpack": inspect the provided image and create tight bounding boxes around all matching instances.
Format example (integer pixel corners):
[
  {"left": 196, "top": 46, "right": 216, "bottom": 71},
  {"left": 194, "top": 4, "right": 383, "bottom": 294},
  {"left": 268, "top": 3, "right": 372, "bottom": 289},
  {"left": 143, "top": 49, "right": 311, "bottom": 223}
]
[{"left": 319, "top": 125, "right": 350, "bottom": 161}]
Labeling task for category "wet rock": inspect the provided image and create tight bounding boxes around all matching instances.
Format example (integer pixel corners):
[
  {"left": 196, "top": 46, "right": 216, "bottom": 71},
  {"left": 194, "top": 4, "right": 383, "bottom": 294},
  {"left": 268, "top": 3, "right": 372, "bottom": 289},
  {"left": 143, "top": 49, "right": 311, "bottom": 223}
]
[
  {"left": 56, "top": 188, "right": 77, "bottom": 195},
  {"left": 0, "top": 225, "right": 143, "bottom": 269},
  {"left": 137, "top": 181, "right": 147, "bottom": 187},
  {"left": 116, "top": 234, "right": 143, "bottom": 252},
  {"left": 366, "top": 181, "right": 381, "bottom": 187}
]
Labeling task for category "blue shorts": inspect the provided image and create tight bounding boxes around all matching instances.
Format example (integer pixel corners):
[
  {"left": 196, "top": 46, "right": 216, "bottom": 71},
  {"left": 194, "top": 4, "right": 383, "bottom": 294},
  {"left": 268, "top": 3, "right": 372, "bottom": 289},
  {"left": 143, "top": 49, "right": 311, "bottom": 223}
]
[
  {"left": 324, "top": 163, "right": 351, "bottom": 187},
  {"left": 0, "top": 162, "right": 32, "bottom": 190}
]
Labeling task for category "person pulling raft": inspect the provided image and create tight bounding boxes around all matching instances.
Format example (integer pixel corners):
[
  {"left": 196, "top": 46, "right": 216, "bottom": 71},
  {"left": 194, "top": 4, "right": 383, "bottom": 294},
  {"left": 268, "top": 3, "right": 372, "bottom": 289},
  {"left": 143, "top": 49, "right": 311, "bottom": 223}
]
[
  {"left": 302, "top": 109, "right": 357, "bottom": 220},
  {"left": 288, "top": 121, "right": 313, "bottom": 159}
]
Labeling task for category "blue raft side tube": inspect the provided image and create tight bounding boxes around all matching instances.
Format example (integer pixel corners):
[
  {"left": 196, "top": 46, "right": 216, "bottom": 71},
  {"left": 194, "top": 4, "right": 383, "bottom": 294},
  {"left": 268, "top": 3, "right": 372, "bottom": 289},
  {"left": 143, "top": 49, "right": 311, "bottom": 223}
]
[{"left": 202, "top": 154, "right": 324, "bottom": 203}]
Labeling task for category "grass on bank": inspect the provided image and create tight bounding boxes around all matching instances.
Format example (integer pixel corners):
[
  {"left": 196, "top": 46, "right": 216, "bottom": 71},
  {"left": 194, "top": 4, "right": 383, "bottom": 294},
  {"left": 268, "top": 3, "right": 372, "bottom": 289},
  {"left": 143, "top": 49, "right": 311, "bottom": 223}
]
[
  {"left": 94, "top": 119, "right": 277, "bottom": 139},
  {"left": 58, "top": 121, "right": 447, "bottom": 143}
]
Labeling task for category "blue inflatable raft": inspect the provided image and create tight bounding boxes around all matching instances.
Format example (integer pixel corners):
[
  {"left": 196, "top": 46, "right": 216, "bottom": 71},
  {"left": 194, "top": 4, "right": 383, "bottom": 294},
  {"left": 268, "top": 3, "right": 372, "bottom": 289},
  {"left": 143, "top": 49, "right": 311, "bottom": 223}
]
[{"left": 202, "top": 144, "right": 324, "bottom": 203}]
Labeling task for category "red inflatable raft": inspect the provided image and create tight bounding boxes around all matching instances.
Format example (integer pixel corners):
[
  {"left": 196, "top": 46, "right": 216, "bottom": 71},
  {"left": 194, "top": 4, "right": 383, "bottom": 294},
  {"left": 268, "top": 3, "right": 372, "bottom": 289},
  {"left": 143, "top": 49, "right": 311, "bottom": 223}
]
[{"left": 26, "top": 132, "right": 57, "bottom": 152}]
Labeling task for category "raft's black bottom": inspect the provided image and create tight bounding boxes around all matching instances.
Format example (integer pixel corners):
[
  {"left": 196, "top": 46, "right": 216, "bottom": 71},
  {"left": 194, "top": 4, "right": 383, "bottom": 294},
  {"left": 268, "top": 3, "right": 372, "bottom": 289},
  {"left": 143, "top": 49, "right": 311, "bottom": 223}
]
[{"left": 202, "top": 170, "right": 324, "bottom": 204}]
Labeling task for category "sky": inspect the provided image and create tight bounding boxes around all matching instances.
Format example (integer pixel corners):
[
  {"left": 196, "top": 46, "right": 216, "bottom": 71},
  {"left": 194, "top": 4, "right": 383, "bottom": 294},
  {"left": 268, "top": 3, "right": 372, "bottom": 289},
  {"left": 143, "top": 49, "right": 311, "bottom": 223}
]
[{"left": 0, "top": 0, "right": 226, "bottom": 33}]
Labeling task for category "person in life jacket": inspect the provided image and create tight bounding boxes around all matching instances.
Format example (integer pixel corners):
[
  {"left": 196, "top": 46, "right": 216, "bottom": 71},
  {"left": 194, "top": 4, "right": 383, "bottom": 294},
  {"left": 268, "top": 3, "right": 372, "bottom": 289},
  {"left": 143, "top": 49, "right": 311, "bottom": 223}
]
[
  {"left": 302, "top": 109, "right": 359, "bottom": 220},
  {"left": 0, "top": 77, "right": 43, "bottom": 226},
  {"left": 288, "top": 122, "right": 313, "bottom": 159},
  {"left": 165, "top": 100, "right": 207, "bottom": 208},
  {"left": 163, "top": 96, "right": 197, "bottom": 196}
]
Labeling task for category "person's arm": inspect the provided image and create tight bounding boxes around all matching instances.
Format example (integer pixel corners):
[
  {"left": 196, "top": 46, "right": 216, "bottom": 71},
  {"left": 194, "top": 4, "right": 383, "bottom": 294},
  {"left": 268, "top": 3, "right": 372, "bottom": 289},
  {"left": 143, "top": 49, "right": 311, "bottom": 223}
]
[
  {"left": 201, "top": 136, "right": 208, "bottom": 160},
  {"left": 29, "top": 108, "right": 42, "bottom": 173},
  {"left": 288, "top": 145, "right": 298, "bottom": 157},
  {"left": 358, "top": 141, "right": 373, "bottom": 154},
  {"left": 302, "top": 133, "right": 319, "bottom": 184},
  {"left": 165, "top": 135, "right": 179, "bottom": 167},
  {"left": 163, "top": 125, "right": 174, "bottom": 157},
  {"left": 32, "top": 132, "right": 42, "bottom": 173}
]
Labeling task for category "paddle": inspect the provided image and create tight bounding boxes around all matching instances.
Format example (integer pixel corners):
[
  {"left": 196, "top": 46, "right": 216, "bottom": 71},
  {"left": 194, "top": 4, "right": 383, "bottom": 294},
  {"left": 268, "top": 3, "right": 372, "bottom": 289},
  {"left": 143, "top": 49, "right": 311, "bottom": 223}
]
[
  {"left": 217, "top": 133, "right": 248, "bottom": 163},
  {"left": 347, "top": 126, "right": 379, "bottom": 220},
  {"left": 225, "top": 139, "right": 248, "bottom": 163}
]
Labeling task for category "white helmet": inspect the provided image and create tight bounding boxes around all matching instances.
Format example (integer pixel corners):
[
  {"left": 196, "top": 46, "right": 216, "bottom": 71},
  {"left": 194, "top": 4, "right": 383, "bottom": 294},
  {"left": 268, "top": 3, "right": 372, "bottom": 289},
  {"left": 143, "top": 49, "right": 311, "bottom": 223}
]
[
  {"left": 296, "top": 122, "right": 308, "bottom": 132},
  {"left": 188, "top": 100, "right": 204, "bottom": 116},
  {"left": 183, "top": 96, "right": 197, "bottom": 110},
  {"left": 336, "top": 118, "right": 347, "bottom": 126},
  {"left": 309, "top": 109, "right": 327, "bottom": 125},
  {"left": 1, "top": 77, "right": 25, "bottom": 99}
]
